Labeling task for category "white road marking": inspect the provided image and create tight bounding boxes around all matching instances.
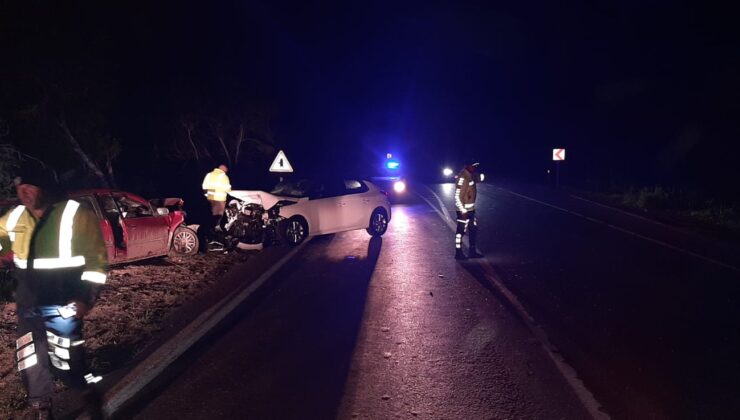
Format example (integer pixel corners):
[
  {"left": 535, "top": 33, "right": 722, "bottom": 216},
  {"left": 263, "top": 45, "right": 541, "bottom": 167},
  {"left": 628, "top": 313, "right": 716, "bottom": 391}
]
[
  {"left": 102, "top": 239, "right": 313, "bottom": 417},
  {"left": 423, "top": 184, "right": 452, "bottom": 222},
  {"left": 416, "top": 187, "right": 610, "bottom": 420},
  {"left": 500, "top": 187, "right": 740, "bottom": 274}
]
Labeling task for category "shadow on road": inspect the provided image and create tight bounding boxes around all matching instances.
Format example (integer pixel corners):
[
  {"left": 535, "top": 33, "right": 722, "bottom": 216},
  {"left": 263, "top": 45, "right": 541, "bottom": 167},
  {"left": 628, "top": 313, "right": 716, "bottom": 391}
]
[{"left": 124, "top": 235, "right": 383, "bottom": 419}]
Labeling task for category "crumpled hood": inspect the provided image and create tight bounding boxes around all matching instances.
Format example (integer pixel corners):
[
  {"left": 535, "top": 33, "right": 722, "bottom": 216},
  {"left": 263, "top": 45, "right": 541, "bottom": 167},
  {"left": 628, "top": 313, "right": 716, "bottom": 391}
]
[{"left": 228, "top": 190, "right": 305, "bottom": 209}]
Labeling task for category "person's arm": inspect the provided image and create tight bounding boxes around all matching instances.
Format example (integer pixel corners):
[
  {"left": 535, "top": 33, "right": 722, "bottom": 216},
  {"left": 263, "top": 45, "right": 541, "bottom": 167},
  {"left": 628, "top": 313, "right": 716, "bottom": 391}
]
[
  {"left": 454, "top": 176, "right": 467, "bottom": 214},
  {"left": 70, "top": 206, "right": 109, "bottom": 316}
]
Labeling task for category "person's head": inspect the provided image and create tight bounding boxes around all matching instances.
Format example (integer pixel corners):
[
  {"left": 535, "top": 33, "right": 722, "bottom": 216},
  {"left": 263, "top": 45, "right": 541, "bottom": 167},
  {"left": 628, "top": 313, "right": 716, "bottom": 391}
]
[
  {"left": 12, "top": 160, "right": 60, "bottom": 212},
  {"left": 465, "top": 161, "right": 480, "bottom": 173},
  {"left": 218, "top": 164, "right": 228, "bottom": 173}
]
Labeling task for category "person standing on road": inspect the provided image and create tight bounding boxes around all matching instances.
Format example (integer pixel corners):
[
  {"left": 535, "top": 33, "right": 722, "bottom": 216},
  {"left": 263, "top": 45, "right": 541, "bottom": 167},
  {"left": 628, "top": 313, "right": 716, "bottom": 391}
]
[
  {"left": 201, "top": 164, "right": 232, "bottom": 238},
  {"left": 454, "top": 161, "right": 484, "bottom": 260},
  {"left": 0, "top": 161, "right": 108, "bottom": 419}
]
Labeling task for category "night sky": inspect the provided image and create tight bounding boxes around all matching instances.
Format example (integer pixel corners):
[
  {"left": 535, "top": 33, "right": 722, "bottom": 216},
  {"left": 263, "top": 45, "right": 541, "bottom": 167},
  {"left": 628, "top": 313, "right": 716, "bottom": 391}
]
[{"left": 1, "top": 1, "right": 739, "bottom": 197}]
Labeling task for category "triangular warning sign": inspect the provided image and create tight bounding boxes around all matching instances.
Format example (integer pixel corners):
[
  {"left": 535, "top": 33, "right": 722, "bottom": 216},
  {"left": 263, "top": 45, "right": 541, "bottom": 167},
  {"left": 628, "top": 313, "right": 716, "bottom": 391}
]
[{"left": 269, "top": 150, "right": 294, "bottom": 173}]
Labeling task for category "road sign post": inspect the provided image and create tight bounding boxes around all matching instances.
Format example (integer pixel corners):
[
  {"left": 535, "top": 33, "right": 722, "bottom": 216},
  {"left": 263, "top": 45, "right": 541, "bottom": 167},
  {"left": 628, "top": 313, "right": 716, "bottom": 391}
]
[{"left": 552, "top": 148, "right": 565, "bottom": 188}]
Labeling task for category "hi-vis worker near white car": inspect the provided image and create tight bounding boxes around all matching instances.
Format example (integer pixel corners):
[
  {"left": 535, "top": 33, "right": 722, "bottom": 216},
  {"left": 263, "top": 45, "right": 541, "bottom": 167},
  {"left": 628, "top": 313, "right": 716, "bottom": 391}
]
[
  {"left": 202, "top": 164, "right": 232, "bottom": 234},
  {"left": 0, "top": 160, "right": 108, "bottom": 419},
  {"left": 454, "top": 160, "right": 484, "bottom": 260}
]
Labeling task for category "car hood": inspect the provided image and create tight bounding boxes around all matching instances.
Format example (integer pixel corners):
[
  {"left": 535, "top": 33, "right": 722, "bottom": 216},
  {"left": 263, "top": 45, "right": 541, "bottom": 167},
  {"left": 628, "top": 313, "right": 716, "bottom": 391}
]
[{"left": 229, "top": 190, "right": 306, "bottom": 209}]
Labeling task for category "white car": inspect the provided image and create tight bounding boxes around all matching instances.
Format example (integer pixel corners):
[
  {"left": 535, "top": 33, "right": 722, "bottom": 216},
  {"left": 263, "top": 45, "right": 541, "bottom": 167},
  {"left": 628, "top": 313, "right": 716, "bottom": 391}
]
[{"left": 229, "top": 178, "right": 392, "bottom": 245}]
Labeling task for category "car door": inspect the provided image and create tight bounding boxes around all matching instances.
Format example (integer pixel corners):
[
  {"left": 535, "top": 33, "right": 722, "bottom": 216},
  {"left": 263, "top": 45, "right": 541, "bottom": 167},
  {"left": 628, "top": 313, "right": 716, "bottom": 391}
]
[
  {"left": 115, "top": 194, "right": 170, "bottom": 260},
  {"left": 306, "top": 180, "right": 346, "bottom": 235},
  {"left": 338, "top": 179, "right": 372, "bottom": 230}
]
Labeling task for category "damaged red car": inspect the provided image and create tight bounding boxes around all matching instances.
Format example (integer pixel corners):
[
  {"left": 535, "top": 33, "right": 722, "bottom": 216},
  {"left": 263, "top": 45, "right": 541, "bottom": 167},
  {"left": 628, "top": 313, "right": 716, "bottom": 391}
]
[{"left": 1, "top": 189, "right": 199, "bottom": 265}]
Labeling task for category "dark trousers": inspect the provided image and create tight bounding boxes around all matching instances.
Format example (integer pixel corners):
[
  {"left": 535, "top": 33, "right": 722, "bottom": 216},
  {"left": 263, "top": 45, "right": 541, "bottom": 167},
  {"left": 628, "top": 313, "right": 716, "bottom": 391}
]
[
  {"left": 455, "top": 210, "right": 477, "bottom": 250},
  {"left": 16, "top": 306, "right": 89, "bottom": 404}
]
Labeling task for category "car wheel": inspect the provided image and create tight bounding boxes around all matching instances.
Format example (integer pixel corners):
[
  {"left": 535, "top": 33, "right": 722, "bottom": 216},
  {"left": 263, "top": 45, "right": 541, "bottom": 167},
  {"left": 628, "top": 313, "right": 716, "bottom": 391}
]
[
  {"left": 367, "top": 208, "right": 389, "bottom": 237},
  {"left": 284, "top": 217, "right": 308, "bottom": 246},
  {"left": 171, "top": 226, "right": 199, "bottom": 256}
]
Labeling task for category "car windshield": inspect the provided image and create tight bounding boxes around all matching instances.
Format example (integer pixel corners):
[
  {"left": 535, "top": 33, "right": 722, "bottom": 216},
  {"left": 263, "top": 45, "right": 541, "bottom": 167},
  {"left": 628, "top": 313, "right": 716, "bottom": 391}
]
[{"left": 270, "top": 179, "right": 314, "bottom": 198}]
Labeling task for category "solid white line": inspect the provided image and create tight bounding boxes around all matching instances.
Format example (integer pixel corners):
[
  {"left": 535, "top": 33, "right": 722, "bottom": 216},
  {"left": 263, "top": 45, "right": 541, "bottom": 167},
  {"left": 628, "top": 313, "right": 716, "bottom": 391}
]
[
  {"left": 568, "top": 193, "right": 676, "bottom": 230},
  {"left": 102, "top": 239, "right": 313, "bottom": 417},
  {"left": 419, "top": 186, "right": 609, "bottom": 420},
  {"left": 422, "top": 184, "right": 452, "bottom": 222},
  {"left": 500, "top": 188, "right": 740, "bottom": 274},
  {"left": 415, "top": 190, "right": 455, "bottom": 230}
]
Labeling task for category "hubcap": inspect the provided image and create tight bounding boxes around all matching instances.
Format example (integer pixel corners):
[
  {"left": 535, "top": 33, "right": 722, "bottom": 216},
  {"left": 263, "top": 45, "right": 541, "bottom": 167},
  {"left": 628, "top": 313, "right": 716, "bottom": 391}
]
[
  {"left": 287, "top": 221, "right": 305, "bottom": 243},
  {"left": 174, "top": 230, "right": 196, "bottom": 253},
  {"left": 372, "top": 213, "right": 387, "bottom": 233}
]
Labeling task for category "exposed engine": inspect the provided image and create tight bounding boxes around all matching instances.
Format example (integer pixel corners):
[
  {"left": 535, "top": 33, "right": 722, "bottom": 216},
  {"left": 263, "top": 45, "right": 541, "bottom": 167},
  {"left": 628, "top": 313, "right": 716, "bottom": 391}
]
[{"left": 219, "top": 196, "right": 288, "bottom": 249}]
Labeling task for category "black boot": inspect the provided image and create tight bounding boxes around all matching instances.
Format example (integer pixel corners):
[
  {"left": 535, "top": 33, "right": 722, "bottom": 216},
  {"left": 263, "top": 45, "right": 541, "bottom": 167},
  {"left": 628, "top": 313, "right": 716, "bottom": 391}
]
[{"left": 455, "top": 249, "right": 467, "bottom": 260}]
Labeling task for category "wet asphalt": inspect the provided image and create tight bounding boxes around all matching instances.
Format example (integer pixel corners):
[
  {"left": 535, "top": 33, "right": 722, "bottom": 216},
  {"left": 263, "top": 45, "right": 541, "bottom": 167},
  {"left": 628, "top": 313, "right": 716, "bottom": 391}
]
[
  {"left": 130, "top": 187, "right": 591, "bottom": 420},
  {"left": 420, "top": 181, "right": 740, "bottom": 420}
]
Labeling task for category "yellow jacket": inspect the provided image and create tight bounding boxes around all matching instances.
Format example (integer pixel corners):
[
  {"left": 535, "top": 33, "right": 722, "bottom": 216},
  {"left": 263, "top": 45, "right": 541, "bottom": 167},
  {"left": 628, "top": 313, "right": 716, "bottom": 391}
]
[
  {"left": 454, "top": 168, "right": 477, "bottom": 213},
  {"left": 202, "top": 168, "right": 232, "bottom": 202},
  {"left": 0, "top": 200, "right": 108, "bottom": 307}
]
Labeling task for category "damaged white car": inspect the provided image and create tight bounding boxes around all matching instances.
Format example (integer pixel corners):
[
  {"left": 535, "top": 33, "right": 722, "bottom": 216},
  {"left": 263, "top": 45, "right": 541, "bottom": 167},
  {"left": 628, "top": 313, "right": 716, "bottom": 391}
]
[{"left": 223, "top": 178, "right": 392, "bottom": 247}]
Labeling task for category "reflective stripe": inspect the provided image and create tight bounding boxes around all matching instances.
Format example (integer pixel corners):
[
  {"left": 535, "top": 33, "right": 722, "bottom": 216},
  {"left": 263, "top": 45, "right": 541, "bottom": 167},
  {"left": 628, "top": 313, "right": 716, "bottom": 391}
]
[
  {"left": 15, "top": 255, "right": 86, "bottom": 269},
  {"left": 59, "top": 200, "right": 80, "bottom": 259},
  {"left": 17, "top": 343, "right": 35, "bottom": 360},
  {"left": 464, "top": 203, "right": 475, "bottom": 208},
  {"left": 72, "top": 340, "right": 85, "bottom": 347},
  {"left": 49, "top": 353, "right": 70, "bottom": 370},
  {"left": 18, "top": 354, "right": 38, "bottom": 371},
  {"left": 16, "top": 332, "right": 33, "bottom": 349},
  {"left": 85, "top": 373, "right": 103, "bottom": 384},
  {"left": 82, "top": 271, "right": 107, "bottom": 284},
  {"left": 457, "top": 178, "right": 464, "bottom": 186},
  {"left": 11, "top": 200, "right": 86, "bottom": 270},
  {"left": 54, "top": 347, "right": 71, "bottom": 360},
  {"left": 47, "top": 331, "right": 71, "bottom": 348},
  {"left": 468, "top": 181, "right": 475, "bottom": 186},
  {"left": 6, "top": 205, "right": 26, "bottom": 242}
]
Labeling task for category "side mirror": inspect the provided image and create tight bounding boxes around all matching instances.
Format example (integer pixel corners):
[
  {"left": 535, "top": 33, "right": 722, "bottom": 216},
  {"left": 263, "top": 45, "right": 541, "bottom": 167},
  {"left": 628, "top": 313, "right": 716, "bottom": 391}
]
[{"left": 157, "top": 207, "right": 170, "bottom": 216}]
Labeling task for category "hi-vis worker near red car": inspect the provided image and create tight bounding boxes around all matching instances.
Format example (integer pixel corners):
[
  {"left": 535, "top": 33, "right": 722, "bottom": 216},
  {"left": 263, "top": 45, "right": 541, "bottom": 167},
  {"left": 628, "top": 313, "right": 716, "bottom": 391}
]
[
  {"left": 0, "top": 161, "right": 108, "bottom": 419},
  {"left": 202, "top": 164, "right": 232, "bottom": 236},
  {"left": 454, "top": 161, "right": 484, "bottom": 260}
]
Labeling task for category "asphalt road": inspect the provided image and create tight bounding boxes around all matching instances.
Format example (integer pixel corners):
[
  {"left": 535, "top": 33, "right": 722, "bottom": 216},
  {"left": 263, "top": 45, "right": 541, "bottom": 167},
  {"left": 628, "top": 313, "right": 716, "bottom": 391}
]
[
  {"left": 420, "top": 181, "right": 740, "bottom": 420},
  {"left": 129, "top": 192, "right": 590, "bottom": 419}
]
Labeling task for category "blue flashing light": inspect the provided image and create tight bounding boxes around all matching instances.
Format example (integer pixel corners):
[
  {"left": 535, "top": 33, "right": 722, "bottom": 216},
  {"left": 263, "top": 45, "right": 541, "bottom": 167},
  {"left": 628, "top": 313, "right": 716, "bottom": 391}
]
[{"left": 385, "top": 159, "right": 400, "bottom": 170}]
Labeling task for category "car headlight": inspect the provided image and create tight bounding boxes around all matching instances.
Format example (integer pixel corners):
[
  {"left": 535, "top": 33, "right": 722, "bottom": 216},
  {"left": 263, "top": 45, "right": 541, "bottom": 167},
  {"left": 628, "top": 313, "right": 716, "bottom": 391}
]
[
  {"left": 443, "top": 167, "right": 453, "bottom": 177},
  {"left": 393, "top": 180, "right": 406, "bottom": 193}
]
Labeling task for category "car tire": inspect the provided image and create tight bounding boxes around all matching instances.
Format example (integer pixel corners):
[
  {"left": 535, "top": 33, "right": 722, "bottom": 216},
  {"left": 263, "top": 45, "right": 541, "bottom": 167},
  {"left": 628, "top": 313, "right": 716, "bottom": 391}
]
[
  {"left": 284, "top": 217, "right": 308, "bottom": 246},
  {"left": 367, "top": 208, "right": 389, "bottom": 237},
  {"left": 171, "top": 226, "right": 199, "bottom": 256}
]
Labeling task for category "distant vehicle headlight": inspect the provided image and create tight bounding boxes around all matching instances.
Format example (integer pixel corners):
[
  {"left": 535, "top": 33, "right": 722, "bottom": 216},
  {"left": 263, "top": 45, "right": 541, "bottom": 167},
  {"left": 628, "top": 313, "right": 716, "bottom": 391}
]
[
  {"left": 479, "top": 173, "right": 485, "bottom": 182},
  {"left": 393, "top": 180, "right": 406, "bottom": 193},
  {"left": 443, "top": 167, "right": 453, "bottom": 177}
]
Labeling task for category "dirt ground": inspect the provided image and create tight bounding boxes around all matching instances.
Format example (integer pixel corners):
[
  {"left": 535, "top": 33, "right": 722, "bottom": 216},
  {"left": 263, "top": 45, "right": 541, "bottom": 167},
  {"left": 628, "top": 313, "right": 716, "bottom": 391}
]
[{"left": 0, "top": 251, "right": 251, "bottom": 419}]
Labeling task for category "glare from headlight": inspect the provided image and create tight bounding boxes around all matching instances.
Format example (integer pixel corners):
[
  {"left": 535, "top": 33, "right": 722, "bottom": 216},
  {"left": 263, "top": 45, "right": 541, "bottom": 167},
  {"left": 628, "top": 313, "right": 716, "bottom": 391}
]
[
  {"left": 443, "top": 167, "right": 453, "bottom": 177},
  {"left": 393, "top": 181, "right": 406, "bottom": 193}
]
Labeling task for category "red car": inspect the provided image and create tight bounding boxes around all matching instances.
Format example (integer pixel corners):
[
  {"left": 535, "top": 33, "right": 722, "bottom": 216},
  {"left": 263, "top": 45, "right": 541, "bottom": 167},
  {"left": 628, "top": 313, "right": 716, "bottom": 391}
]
[{"left": 0, "top": 190, "right": 199, "bottom": 265}]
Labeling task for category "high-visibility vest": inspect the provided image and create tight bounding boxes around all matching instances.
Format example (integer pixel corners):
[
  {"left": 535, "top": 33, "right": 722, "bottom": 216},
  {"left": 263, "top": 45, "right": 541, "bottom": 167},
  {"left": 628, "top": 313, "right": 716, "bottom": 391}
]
[
  {"left": 0, "top": 200, "right": 108, "bottom": 306},
  {"left": 454, "top": 168, "right": 477, "bottom": 213},
  {"left": 201, "top": 168, "right": 232, "bottom": 202}
]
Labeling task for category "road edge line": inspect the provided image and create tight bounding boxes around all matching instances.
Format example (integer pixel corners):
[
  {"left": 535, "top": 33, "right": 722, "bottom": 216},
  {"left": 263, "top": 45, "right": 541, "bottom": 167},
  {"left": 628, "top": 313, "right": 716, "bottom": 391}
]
[
  {"left": 416, "top": 186, "right": 610, "bottom": 420},
  {"left": 499, "top": 187, "right": 740, "bottom": 274},
  {"left": 102, "top": 238, "right": 313, "bottom": 417}
]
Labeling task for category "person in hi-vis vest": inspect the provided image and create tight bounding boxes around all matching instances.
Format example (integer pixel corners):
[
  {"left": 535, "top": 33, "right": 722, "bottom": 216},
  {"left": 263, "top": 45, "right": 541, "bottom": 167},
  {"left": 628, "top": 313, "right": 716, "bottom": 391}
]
[
  {"left": 201, "top": 164, "right": 232, "bottom": 234},
  {"left": 454, "top": 161, "right": 484, "bottom": 260}
]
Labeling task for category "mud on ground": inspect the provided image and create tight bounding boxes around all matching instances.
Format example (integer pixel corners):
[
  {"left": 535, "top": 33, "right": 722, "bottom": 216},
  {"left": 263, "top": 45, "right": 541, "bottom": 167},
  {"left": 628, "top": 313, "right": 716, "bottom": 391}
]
[{"left": 0, "top": 251, "right": 250, "bottom": 418}]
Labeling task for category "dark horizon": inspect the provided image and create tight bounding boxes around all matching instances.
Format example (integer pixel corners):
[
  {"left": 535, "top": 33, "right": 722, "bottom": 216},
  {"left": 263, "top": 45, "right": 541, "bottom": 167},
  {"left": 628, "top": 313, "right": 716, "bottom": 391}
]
[{"left": 1, "top": 1, "right": 739, "bottom": 198}]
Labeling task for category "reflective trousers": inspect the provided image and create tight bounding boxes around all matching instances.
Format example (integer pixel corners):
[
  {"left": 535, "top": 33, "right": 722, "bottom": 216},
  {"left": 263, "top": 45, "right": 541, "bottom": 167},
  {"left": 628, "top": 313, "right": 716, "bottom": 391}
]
[
  {"left": 455, "top": 210, "right": 477, "bottom": 250},
  {"left": 16, "top": 306, "right": 88, "bottom": 404}
]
